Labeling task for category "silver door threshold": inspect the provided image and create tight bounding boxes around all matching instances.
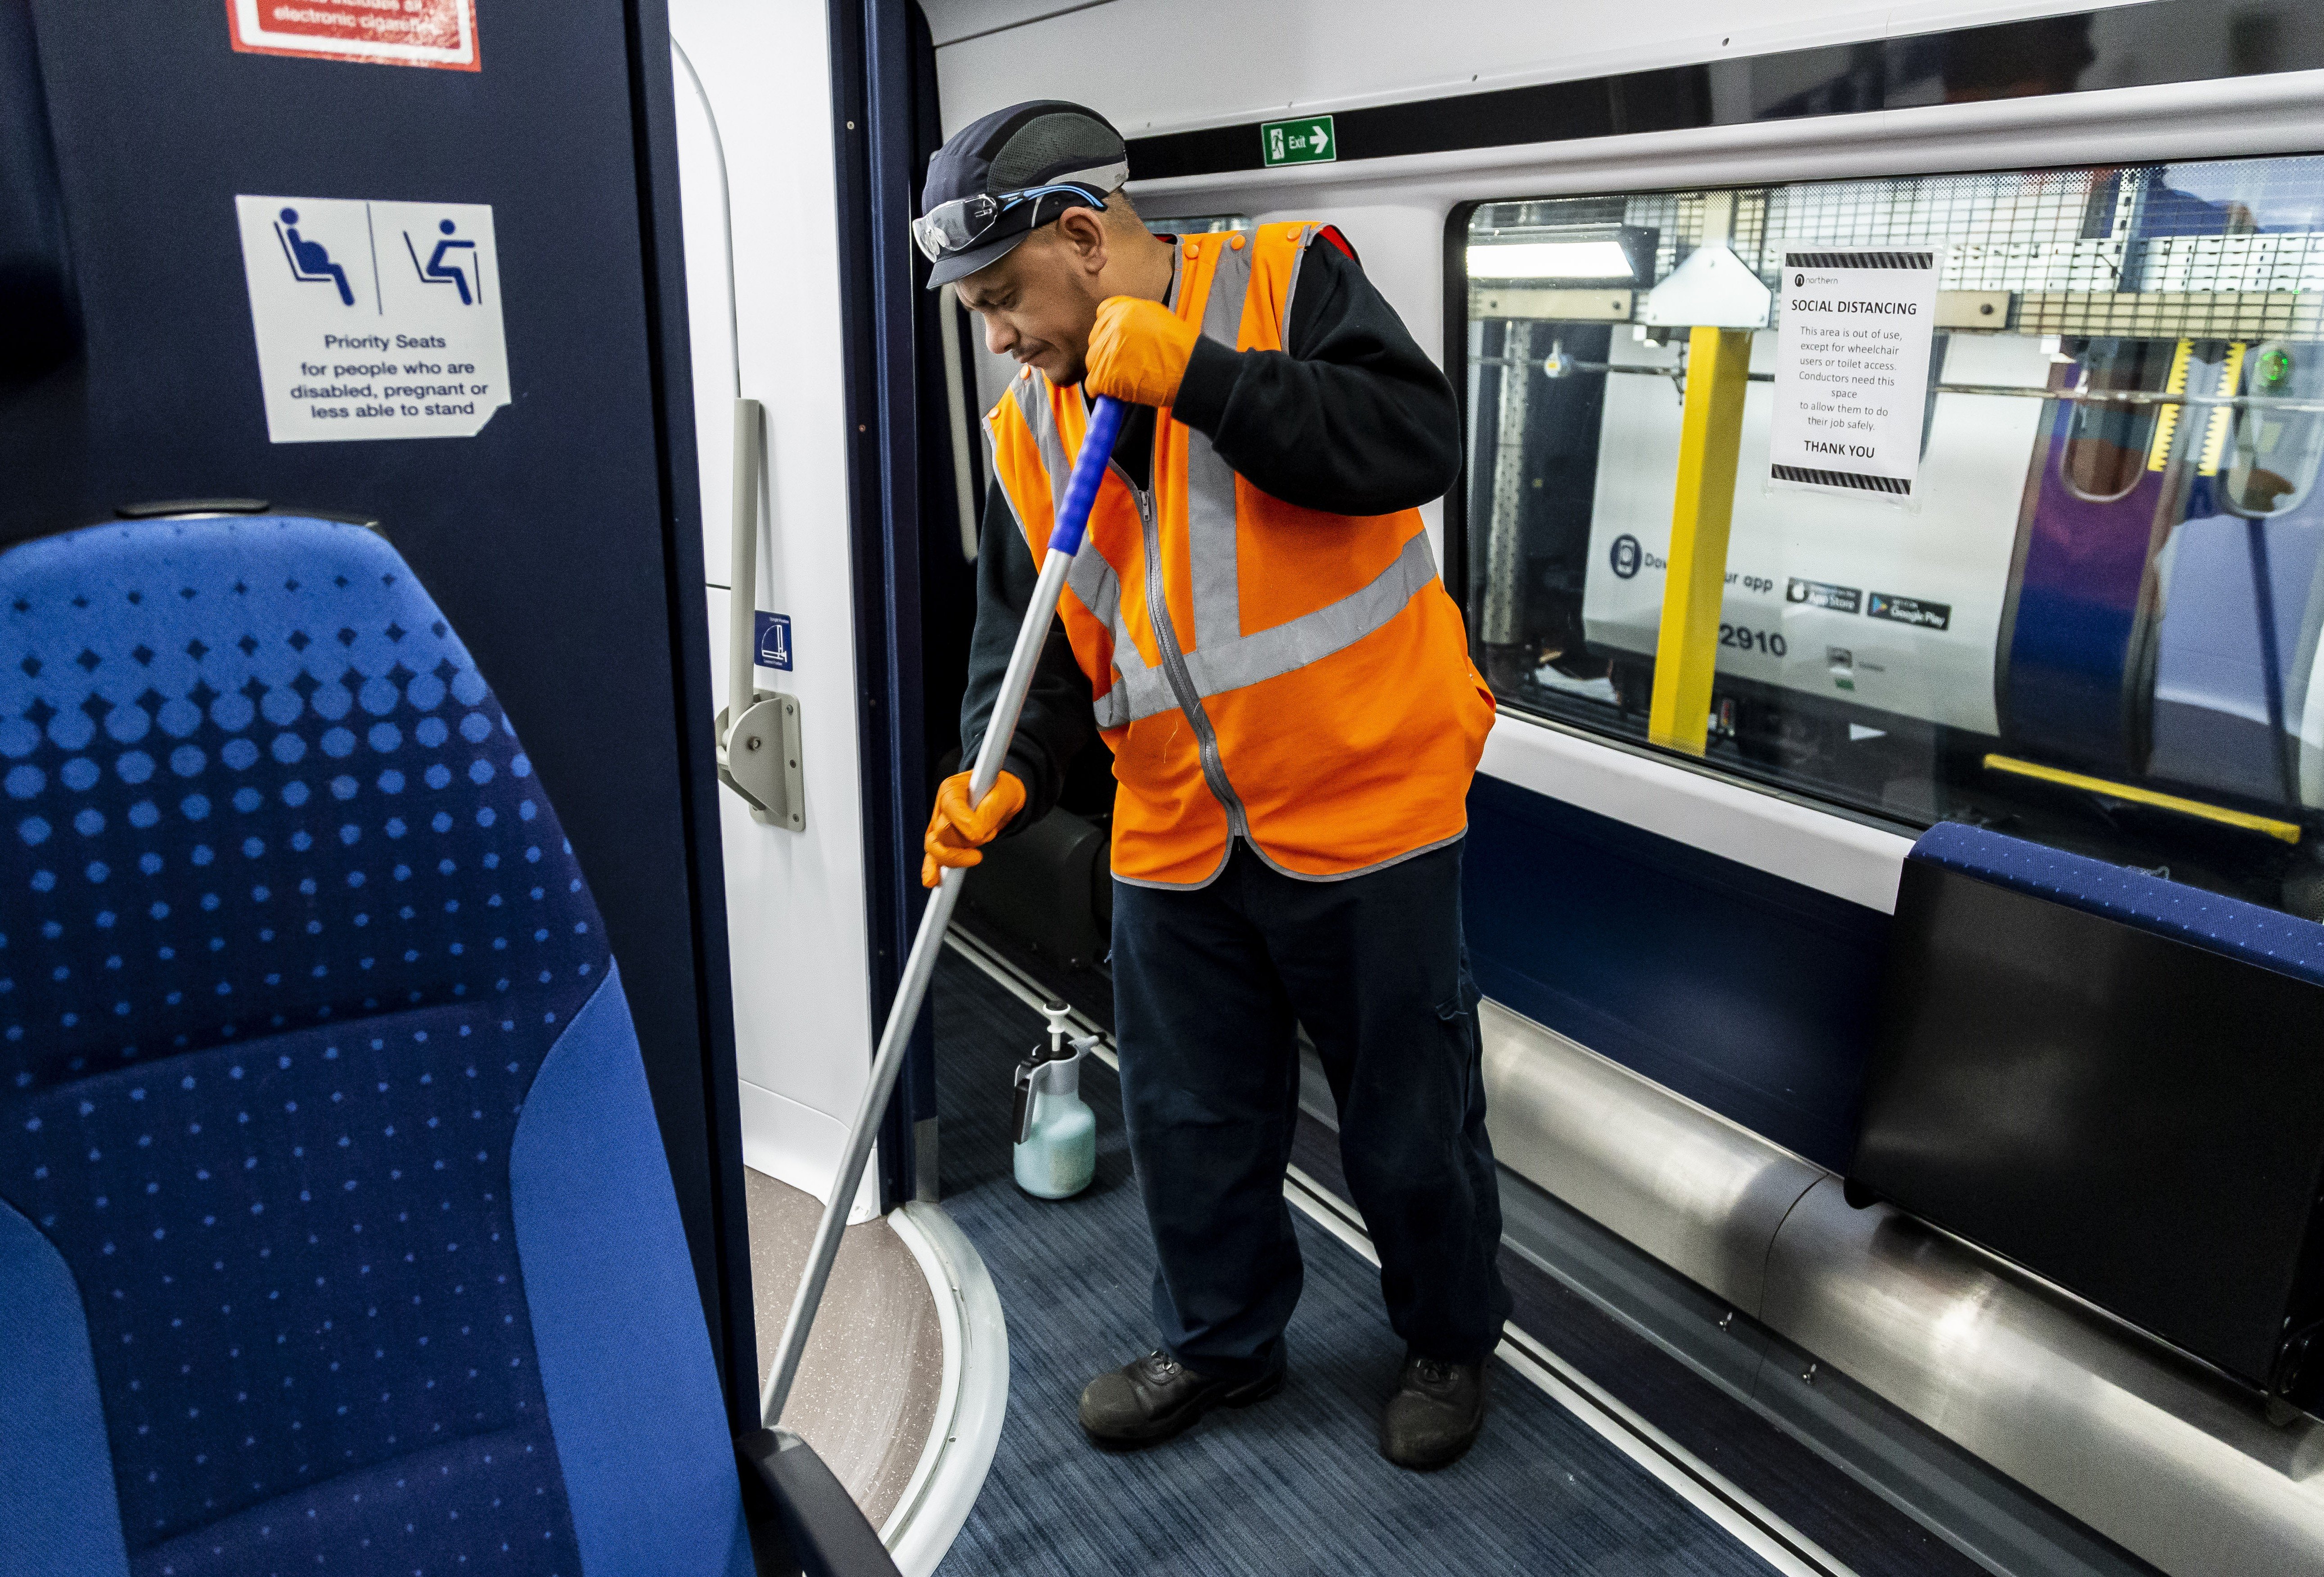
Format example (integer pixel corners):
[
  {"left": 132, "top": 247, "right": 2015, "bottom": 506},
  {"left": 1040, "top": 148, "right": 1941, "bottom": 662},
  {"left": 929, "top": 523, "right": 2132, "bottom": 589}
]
[{"left": 743, "top": 1166, "right": 1008, "bottom": 1575}]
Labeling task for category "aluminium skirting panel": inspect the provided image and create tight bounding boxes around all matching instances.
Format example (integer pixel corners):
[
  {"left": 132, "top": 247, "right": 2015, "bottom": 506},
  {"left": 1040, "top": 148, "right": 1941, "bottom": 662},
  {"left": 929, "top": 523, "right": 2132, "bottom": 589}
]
[{"left": 1480, "top": 1000, "right": 2324, "bottom": 1577}]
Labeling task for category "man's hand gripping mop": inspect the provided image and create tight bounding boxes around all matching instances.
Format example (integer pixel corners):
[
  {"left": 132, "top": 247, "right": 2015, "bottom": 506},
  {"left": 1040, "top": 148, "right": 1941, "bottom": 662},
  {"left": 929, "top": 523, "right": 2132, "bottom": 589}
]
[{"left": 760, "top": 396, "right": 1128, "bottom": 1429}]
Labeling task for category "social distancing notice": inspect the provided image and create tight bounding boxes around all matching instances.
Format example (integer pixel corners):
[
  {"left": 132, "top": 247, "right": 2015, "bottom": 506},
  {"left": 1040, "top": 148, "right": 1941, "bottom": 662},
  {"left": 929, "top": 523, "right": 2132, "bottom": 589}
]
[
  {"left": 234, "top": 196, "right": 510, "bottom": 443},
  {"left": 1769, "top": 250, "right": 1939, "bottom": 498}
]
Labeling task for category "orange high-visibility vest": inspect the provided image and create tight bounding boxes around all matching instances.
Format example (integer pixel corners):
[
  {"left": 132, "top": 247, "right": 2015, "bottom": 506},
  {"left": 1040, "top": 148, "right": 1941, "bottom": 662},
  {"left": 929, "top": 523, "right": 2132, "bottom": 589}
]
[{"left": 985, "top": 223, "right": 1495, "bottom": 888}]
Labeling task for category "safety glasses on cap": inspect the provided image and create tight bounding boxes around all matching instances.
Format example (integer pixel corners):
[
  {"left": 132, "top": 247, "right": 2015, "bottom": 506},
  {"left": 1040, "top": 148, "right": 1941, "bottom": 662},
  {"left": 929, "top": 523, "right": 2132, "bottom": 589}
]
[{"left": 911, "top": 161, "right": 1129, "bottom": 264}]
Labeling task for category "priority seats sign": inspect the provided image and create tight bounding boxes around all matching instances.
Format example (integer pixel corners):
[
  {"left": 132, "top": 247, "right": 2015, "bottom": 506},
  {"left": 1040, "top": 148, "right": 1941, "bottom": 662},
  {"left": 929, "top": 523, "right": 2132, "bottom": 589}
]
[
  {"left": 234, "top": 196, "right": 512, "bottom": 442},
  {"left": 227, "top": 0, "right": 481, "bottom": 72}
]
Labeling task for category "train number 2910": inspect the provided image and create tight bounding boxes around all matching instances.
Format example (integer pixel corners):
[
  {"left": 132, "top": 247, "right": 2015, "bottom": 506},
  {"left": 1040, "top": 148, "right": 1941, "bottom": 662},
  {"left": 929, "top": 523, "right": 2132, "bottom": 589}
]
[{"left": 1720, "top": 624, "right": 1788, "bottom": 658}]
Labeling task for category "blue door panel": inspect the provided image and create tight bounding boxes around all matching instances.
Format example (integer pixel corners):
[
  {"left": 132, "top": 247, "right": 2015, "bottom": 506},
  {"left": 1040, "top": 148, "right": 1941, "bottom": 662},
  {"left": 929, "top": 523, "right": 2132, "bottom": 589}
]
[{"left": 1465, "top": 771, "right": 1890, "bottom": 1171}]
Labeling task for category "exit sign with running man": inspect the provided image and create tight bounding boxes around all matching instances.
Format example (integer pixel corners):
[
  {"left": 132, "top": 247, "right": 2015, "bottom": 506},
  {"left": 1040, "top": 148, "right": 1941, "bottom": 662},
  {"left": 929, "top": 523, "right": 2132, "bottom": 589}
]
[{"left": 1261, "top": 115, "right": 1337, "bottom": 166}]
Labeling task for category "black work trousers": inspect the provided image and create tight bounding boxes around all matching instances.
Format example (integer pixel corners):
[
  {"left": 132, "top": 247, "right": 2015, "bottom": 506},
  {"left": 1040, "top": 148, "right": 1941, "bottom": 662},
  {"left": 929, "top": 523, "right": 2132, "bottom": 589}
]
[{"left": 1110, "top": 837, "right": 1512, "bottom": 1383}]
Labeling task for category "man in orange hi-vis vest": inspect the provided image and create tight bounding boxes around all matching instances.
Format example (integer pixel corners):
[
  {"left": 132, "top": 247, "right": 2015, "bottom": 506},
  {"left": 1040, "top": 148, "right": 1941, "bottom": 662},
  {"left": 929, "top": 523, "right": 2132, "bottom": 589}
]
[{"left": 915, "top": 101, "right": 1509, "bottom": 1471}]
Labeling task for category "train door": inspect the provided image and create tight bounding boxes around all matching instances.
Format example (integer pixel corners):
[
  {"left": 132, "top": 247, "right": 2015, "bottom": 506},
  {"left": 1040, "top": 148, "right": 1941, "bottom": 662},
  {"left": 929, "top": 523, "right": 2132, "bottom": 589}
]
[
  {"left": 2146, "top": 333, "right": 2324, "bottom": 806},
  {"left": 667, "top": 0, "right": 889, "bottom": 1226},
  {"left": 671, "top": 0, "right": 972, "bottom": 1220}
]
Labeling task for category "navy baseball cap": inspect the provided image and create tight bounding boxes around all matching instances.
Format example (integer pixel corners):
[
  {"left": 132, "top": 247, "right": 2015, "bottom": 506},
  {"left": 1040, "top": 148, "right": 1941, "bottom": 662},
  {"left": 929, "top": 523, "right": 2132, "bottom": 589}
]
[{"left": 915, "top": 101, "right": 1128, "bottom": 289}]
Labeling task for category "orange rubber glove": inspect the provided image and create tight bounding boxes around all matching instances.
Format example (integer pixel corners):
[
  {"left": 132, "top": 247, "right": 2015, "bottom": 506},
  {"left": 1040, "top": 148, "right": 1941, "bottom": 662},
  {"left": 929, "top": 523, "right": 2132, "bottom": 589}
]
[
  {"left": 922, "top": 769, "right": 1026, "bottom": 888},
  {"left": 1085, "top": 295, "right": 1200, "bottom": 408}
]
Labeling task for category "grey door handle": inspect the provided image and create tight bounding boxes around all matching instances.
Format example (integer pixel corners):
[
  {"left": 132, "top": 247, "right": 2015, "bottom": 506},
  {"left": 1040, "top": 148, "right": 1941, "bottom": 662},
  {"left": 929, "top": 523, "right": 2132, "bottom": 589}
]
[{"left": 718, "top": 395, "right": 804, "bottom": 830}]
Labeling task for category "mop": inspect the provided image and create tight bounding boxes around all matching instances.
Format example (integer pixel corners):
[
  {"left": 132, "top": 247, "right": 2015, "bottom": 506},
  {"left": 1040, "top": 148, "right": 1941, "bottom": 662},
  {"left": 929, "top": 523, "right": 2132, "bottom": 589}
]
[{"left": 759, "top": 394, "right": 1129, "bottom": 1428}]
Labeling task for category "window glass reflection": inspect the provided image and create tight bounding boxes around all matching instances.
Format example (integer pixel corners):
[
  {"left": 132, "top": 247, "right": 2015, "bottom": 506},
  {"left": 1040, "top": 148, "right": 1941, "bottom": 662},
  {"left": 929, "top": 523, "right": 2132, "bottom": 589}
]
[{"left": 1462, "top": 157, "right": 2324, "bottom": 917}]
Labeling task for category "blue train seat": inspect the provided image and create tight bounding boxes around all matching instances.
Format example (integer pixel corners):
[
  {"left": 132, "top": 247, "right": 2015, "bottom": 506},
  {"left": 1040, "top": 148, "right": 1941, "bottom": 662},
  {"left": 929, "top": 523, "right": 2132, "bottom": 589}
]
[
  {"left": 1905, "top": 820, "right": 2324, "bottom": 987},
  {"left": 0, "top": 516, "right": 753, "bottom": 1577},
  {"left": 1856, "top": 822, "right": 2324, "bottom": 1409}
]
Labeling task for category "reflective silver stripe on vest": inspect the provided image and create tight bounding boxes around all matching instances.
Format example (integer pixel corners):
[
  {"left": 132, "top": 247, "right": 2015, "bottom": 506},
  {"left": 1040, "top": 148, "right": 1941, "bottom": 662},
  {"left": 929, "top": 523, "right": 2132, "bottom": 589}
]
[
  {"left": 1093, "top": 683, "right": 1127, "bottom": 731},
  {"left": 1009, "top": 372, "right": 1070, "bottom": 527},
  {"left": 1098, "top": 529, "right": 1440, "bottom": 725},
  {"left": 1009, "top": 374, "right": 1121, "bottom": 633},
  {"left": 1036, "top": 232, "right": 1431, "bottom": 733},
  {"left": 1094, "top": 628, "right": 1178, "bottom": 729},
  {"left": 1184, "top": 241, "right": 1250, "bottom": 654}
]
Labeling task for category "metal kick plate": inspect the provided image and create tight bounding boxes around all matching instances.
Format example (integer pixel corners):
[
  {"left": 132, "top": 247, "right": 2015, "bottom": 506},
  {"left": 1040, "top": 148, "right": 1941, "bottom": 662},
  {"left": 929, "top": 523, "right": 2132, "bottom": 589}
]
[{"left": 722, "top": 692, "right": 805, "bottom": 830}]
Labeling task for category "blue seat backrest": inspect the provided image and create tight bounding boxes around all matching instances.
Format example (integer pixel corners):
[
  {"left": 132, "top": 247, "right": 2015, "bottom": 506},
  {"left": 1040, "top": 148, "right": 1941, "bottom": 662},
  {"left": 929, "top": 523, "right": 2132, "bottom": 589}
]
[
  {"left": 1909, "top": 821, "right": 2324, "bottom": 989},
  {"left": 0, "top": 517, "right": 749, "bottom": 1577}
]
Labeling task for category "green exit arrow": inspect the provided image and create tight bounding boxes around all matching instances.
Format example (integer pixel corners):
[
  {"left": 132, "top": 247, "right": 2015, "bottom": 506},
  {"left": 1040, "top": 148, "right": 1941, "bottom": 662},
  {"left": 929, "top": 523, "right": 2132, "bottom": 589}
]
[{"left": 1260, "top": 114, "right": 1336, "bottom": 167}]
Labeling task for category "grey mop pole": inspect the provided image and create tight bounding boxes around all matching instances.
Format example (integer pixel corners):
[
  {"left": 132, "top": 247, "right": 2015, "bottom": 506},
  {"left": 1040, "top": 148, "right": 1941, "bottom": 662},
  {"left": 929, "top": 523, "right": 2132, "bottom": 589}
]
[{"left": 761, "top": 394, "right": 1130, "bottom": 1427}]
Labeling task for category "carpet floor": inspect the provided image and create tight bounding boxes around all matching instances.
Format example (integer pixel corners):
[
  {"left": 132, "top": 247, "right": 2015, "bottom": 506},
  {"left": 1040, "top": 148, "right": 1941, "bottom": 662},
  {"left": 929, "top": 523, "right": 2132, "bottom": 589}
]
[{"left": 930, "top": 951, "right": 1777, "bottom": 1577}]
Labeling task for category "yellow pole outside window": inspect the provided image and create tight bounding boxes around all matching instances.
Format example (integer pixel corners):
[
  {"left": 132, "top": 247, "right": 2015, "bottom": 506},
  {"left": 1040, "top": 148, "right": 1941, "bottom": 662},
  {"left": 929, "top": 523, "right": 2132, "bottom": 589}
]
[{"left": 1646, "top": 324, "right": 1752, "bottom": 754}]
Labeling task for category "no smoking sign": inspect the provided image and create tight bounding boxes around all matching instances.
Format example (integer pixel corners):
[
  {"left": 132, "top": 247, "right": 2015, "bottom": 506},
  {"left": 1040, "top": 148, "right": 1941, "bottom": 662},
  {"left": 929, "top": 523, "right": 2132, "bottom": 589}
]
[{"left": 228, "top": 0, "right": 481, "bottom": 72}]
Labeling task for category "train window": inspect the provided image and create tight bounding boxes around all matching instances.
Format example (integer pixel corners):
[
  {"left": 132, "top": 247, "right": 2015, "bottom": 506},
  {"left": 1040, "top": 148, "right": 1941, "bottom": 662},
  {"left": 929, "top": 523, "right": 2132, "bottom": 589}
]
[
  {"left": 2058, "top": 338, "right": 2169, "bottom": 502},
  {"left": 2225, "top": 339, "right": 2324, "bottom": 518},
  {"left": 1458, "top": 157, "right": 2324, "bottom": 917}
]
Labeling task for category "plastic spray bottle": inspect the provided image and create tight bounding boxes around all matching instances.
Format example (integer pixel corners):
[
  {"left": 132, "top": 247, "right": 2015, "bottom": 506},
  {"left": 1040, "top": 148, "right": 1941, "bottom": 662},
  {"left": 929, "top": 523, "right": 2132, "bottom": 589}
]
[{"left": 1012, "top": 1002, "right": 1096, "bottom": 1199}]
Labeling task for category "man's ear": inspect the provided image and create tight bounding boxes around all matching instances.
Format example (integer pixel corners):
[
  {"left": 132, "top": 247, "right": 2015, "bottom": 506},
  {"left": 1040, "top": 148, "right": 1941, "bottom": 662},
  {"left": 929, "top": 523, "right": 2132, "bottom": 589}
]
[{"left": 1054, "top": 206, "right": 1112, "bottom": 278}]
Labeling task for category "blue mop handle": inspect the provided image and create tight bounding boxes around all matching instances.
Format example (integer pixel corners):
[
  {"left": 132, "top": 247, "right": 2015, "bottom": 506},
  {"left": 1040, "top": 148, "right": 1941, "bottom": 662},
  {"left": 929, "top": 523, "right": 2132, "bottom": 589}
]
[
  {"left": 1047, "top": 395, "right": 1125, "bottom": 558},
  {"left": 762, "top": 394, "right": 1126, "bottom": 1428}
]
